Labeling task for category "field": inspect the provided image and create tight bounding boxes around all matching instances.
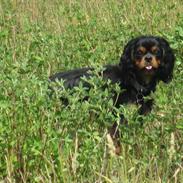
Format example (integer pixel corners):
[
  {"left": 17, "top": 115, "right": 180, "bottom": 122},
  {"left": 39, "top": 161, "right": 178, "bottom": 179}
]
[{"left": 0, "top": 0, "right": 183, "bottom": 182}]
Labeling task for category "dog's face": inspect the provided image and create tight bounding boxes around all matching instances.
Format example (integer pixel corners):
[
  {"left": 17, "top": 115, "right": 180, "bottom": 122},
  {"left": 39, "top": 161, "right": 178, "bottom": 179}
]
[
  {"left": 120, "top": 36, "right": 175, "bottom": 84},
  {"left": 133, "top": 38, "right": 162, "bottom": 73}
]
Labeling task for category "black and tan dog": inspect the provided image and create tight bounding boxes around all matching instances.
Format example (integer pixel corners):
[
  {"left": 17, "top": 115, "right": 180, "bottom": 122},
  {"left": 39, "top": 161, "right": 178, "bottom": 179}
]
[{"left": 49, "top": 36, "right": 175, "bottom": 154}]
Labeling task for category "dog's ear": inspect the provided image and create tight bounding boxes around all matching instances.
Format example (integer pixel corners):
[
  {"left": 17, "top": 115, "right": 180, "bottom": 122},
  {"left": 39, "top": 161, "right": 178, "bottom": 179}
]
[
  {"left": 119, "top": 37, "right": 139, "bottom": 70},
  {"left": 156, "top": 37, "right": 175, "bottom": 83}
]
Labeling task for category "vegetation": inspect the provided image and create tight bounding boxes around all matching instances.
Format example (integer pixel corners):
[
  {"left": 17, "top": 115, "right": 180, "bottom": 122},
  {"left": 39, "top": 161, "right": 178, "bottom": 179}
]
[{"left": 0, "top": 0, "right": 182, "bottom": 182}]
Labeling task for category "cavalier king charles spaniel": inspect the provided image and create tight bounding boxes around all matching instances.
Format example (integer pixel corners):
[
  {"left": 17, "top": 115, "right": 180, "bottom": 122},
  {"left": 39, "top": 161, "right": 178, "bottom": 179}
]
[{"left": 49, "top": 36, "right": 175, "bottom": 154}]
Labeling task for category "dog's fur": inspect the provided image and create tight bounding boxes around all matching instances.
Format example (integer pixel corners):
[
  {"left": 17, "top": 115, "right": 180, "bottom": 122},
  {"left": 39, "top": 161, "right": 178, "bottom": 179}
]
[{"left": 49, "top": 36, "right": 175, "bottom": 154}]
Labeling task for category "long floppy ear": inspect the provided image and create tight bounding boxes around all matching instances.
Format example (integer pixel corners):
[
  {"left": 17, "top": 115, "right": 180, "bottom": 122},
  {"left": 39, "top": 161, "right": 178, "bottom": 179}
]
[
  {"left": 119, "top": 37, "right": 140, "bottom": 71},
  {"left": 156, "top": 37, "right": 175, "bottom": 83}
]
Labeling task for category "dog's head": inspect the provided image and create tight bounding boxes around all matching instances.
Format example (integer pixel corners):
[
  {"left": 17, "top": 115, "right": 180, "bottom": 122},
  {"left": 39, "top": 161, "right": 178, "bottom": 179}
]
[{"left": 120, "top": 36, "right": 175, "bottom": 84}]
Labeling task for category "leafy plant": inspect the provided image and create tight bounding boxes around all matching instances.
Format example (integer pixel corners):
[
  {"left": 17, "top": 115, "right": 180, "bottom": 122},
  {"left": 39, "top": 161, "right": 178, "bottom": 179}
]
[{"left": 0, "top": 0, "right": 182, "bottom": 182}]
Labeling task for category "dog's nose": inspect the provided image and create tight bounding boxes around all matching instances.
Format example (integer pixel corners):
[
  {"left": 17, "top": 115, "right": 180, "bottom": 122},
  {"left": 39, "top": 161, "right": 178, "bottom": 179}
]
[{"left": 145, "top": 54, "right": 152, "bottom": 62}]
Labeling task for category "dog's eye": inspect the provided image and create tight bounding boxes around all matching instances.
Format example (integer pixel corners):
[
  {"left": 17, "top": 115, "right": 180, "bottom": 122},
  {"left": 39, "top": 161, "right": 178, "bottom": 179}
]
[
  {"left": 136, "top": 50, "right": 144, "bottom": 56},
  {"left": 152, "top": 48, "right": 160, "bottom": 55}
]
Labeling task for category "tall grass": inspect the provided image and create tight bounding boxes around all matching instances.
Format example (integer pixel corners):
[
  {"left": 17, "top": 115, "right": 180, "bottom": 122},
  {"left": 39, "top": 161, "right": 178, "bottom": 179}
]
[{"left": 0, "top": 0, "right": 183, "bottom": 182}]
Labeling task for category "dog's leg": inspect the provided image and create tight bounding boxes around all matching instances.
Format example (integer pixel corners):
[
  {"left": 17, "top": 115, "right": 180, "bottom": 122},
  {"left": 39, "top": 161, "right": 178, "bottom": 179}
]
[{"left": 138, "top": 99, "right": 154, "bottom": 115}]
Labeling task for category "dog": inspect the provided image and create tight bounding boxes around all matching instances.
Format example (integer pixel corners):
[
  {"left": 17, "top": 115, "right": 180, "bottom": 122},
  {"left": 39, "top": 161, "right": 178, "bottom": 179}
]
[{"left": 49, "top": 36, "right": 175, "bottom": 154}]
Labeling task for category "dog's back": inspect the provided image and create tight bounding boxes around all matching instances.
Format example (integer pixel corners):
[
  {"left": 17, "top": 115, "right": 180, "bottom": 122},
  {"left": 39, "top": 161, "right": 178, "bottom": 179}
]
[{"left": 49, "top": 67, "right": 91, "bottom": 89}]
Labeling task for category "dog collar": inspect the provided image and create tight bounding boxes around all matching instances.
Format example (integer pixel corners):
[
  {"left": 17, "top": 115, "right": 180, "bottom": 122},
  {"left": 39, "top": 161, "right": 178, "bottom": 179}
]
[
  {"left": 136, "top": 89, "right": 144, "bottom": 104},
  {"left": 132, "top": 80, "right": 148, "bottom": 94},
  {"left": 131, "top": 80, "right": 150, "bottom": 104}
]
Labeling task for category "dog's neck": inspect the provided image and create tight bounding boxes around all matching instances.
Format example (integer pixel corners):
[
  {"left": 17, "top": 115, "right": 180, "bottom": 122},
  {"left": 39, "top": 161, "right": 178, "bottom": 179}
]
[
  {"left": 135, "top": 70, "right": 155, "bottom": 86},
  {"left": 126, "top": 71, "right": 157, "bottom": 96}
]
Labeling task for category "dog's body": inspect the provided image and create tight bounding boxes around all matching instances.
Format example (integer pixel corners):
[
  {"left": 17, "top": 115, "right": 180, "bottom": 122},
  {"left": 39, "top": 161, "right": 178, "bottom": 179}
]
[{"left": 49, "top": 36, "right": 175, "bottom": 154}]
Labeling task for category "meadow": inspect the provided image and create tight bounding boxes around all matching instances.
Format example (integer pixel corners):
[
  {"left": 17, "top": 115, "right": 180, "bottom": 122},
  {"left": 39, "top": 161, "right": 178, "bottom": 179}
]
[{"left": 0, "top": 0, "right": 183, "bottom": 182}]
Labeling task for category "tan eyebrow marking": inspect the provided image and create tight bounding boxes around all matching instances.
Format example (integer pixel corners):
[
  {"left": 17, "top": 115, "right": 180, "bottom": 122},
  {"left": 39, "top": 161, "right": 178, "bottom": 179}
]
[
  {"left": 137, "top": 46, "right": 146, "bottom": 53},
  {"left": 151, "top": 46, "right": 159, "bottom": 52}
]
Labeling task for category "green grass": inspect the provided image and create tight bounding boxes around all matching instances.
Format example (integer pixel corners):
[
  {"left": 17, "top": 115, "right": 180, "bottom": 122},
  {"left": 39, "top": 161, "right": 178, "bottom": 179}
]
[{"left": 0, "top": 0, "right": 183, "bottom": 182}]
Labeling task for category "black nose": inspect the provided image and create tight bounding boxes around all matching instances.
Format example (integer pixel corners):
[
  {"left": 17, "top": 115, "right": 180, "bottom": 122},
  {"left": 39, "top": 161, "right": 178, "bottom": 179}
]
[{"left": 145, "top": 54, "right": 152, "bottom": 62}]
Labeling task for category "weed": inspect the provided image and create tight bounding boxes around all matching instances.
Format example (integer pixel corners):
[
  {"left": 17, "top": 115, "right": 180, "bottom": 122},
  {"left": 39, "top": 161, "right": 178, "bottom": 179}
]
[{"left": 0, "top": 0, "right": 182, "bottom": 182}]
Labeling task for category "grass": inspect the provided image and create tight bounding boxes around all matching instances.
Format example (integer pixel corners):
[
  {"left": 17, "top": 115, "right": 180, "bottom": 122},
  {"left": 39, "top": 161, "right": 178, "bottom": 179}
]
[{"left": 0, "top": 0, "right": 183, "bottom": 182}]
